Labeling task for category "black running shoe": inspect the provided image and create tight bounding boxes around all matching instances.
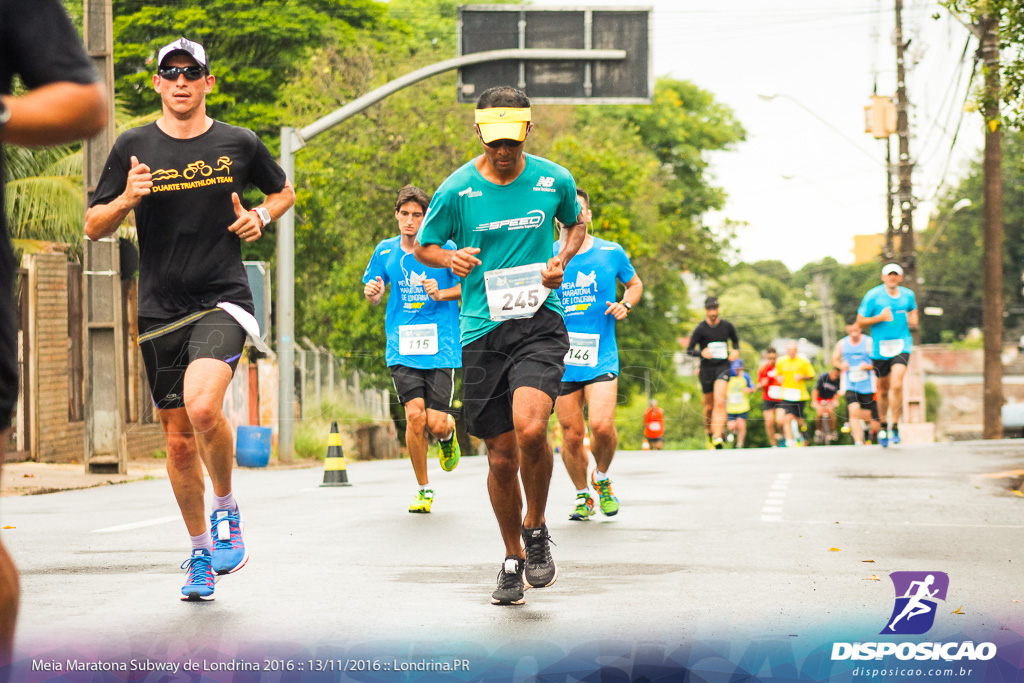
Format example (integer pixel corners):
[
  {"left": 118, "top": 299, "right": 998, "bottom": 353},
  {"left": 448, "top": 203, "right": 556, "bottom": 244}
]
[
  {"left": 522, "top": 523, "right": 558, "bottom": 588},
  {"left": 491, "top": 555, "right": 525, "bottom": 605}
]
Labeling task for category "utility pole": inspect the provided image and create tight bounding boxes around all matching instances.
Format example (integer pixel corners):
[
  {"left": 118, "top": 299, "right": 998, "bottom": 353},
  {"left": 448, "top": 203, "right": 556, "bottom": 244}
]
[
  {"left": 884, "top": 137, "right": 896, "bottom": 261},
  {"left": 81, "top": 0, "right": 128, "bottom": 473},
  {"left": 978, "top": 15, "right": 1003, "bottom": 439},
  {"left": 894, "top": 0, "right": 917, "bottom": 347}
]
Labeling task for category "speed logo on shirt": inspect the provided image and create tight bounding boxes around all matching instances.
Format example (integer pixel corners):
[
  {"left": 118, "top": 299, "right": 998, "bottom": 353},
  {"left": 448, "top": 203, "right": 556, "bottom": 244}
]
[{"left": 473, "top": 210, "right": 546, "bottom": 232}]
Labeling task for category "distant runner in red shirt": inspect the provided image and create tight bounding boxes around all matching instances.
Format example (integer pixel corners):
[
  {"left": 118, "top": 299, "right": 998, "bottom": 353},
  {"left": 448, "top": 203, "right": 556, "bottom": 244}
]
[
  {"left": 755, "top": 346, "right": 784, "bottom": 447},
  {"left": 643, "top": 399, "right": 665, "bottom": 450}
]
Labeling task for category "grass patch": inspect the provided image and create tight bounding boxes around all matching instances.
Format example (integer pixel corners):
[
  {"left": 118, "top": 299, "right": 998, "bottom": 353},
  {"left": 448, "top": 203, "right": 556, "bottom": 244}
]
[{"left": 290, "top": 399, "right": 379, "bottom": 461}]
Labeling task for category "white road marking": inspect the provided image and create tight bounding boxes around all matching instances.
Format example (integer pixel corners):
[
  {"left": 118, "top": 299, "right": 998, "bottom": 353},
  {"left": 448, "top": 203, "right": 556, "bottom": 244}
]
[
  {"left": 92, "top": 515, "right": 180, "bottom": 533},
  {"left": 777, "top": 519, "right": 1024, "bottom": 529},
  {"left": 761, "top": 472, "right": 793, "bottom": 523}
]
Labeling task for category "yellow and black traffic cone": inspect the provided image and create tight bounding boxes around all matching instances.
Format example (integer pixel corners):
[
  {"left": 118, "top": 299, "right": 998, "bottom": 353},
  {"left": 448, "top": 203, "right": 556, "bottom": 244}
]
[{"left": 321, "top": 421, "right": 351, "bottom": 487}]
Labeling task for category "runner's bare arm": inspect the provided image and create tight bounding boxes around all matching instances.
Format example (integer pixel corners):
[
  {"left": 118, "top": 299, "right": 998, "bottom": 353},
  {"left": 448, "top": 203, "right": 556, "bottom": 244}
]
[
  {"left": 544, "top": 221, "right": 586, "bottom": 289},
  {"left": 414, "top": 243, "right": 481, "bottom": 278},
  {"left": 364, "top": 276, "right": 385, "bottom": 305},
  {"left": 832, "top": 340, "right": 846, "bottom": 370},
  {"left": 553, "top": 221, "right": 586, "bottom": 270},
  {"left": 907, "top": 307, "right": 919, "bottom": 329},
  {"left": 423, "top": 279, "right": 461, "bottom": 302},
  {"left": 85, "top": 155, "right": 152, "bottom": 240},
  {"left": 227, "top": 181, "right": 296, "bottom": 242},
  {"left": 857, "top": 308, "right": 894, "bottom": 327},
  {"left": 0, "top": 82, "right": 106, "bottom": 146},
  {"left": 605, "top": 273, "right": 643, "bottom": 319}
]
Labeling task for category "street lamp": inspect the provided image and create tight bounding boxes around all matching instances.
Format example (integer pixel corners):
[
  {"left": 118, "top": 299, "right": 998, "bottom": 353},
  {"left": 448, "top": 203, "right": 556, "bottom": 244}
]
[{"left": 757, "top": 92, "right": 885, "bottom": 168}]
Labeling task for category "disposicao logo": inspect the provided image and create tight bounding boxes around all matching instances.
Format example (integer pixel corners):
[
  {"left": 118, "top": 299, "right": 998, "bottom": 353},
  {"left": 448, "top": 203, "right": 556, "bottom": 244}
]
[
  {"left": 830, "top": 571, "right": 997, "bottom": 663},
  {"left": 883, "top": 571, "right": 948, "bottom": 635}
]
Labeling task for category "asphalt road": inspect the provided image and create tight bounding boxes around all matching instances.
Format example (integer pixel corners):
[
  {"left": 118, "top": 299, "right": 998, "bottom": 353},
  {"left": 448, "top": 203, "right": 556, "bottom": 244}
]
[{"left": 2, "top": 440, "right": 1023, "bottom": 679}]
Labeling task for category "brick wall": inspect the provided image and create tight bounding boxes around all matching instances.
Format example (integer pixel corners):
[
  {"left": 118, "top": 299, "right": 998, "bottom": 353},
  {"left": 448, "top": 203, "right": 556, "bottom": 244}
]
[
  {"left": 27, "top": 254, "right": 83, "bottom": 462},
  {"left": 24, "top": 255, "right": 169, "bottom": 463}
]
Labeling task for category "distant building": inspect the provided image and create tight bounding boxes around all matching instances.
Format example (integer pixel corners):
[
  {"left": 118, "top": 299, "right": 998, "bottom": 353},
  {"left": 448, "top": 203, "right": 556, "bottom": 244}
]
[{"left": 852, "top": 233, "right": 888, "bottom": 265}]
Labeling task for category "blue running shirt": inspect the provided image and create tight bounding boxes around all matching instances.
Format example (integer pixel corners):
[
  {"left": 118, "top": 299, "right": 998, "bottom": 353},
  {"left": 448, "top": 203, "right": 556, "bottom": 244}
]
[
  {"left": 362, "top": 236, "right": 461, "bottom": 369},
  {"left": 857, "top": 285, "right": 916, "bottom": 359},
  {"left": 840, "top": 335, "right": 876, "bottom": 394},
  {"left": 554, "top": 238, "right": 636, "bottom": 382},
  {"left": 417, "top": 154, "right": 580, "bottom": 344}
]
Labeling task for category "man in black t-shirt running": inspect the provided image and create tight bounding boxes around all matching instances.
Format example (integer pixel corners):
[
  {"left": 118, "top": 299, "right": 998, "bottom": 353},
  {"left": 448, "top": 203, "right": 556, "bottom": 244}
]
[
  {"left": 812, "top": 367, "right": 841, "bottom": 443},
  {"left": 85, "top": 38, "right": 295, "bottom": 602},
  {"left": 1, "top": 0, "right": 107, "bottom": 660},
  {"left": 686, "top": 297, "right": 740, "bottom": 449}
]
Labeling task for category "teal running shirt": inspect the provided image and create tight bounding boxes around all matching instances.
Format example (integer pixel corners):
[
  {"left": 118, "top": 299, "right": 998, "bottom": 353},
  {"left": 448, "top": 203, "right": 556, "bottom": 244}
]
[{"left": 418, "top": 154, "right": 580, "bottom": 344}]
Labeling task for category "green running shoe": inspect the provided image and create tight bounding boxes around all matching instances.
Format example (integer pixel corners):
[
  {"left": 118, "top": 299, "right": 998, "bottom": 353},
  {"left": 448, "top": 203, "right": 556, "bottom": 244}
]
[
  {"left": 568, "top": 492, "right": 595, "bottom": 521},
  {"left": 409, "top": 489, "right": 434, "bottom": 513},
  {"left": 590, "top": 471, "right": 620, "bottom": 516},
  {"left": 438, "top": 415, "right": 461, "bottom": 472}
]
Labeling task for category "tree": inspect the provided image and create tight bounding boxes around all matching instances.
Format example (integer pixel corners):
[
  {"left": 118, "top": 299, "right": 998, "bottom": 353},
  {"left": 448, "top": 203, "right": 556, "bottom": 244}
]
[
  {"left": 109, "top": 0, "right": 390, "bottom": 137},
  {"left": 941, "top": 1, "right": 1024, "bottom": 127},
  {"left": 917, "top": 129, "right": 1024, "bottom": 342},
  {"left": 273, "top": 0, "right": 746, "bottom": 404}
]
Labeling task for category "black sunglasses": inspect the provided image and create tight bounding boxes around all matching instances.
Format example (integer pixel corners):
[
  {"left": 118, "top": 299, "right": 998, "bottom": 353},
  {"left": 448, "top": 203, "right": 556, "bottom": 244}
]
[
  {"left": 158, "top": 66, "right": 206, "bottom": 81},
  {"left": 483, "top": 138, "right": 524, "bottom": 149}
]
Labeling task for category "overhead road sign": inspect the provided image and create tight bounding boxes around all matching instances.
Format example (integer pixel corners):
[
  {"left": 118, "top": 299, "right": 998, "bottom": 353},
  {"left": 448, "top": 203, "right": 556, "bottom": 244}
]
[{"left": 457, "top": 5, "right": 653, "bottom": 104}]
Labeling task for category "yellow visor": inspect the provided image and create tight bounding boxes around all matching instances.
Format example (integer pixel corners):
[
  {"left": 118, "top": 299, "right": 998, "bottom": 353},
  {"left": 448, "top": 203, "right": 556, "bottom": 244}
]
[{"left": 475, "top": 107, "right": 531, "bottom": 143}]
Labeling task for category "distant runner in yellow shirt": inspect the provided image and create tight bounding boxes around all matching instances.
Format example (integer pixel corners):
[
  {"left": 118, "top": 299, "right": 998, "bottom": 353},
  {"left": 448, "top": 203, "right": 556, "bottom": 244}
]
[{"left": 774, "top": 342, "right": 815, "bottom": 447}]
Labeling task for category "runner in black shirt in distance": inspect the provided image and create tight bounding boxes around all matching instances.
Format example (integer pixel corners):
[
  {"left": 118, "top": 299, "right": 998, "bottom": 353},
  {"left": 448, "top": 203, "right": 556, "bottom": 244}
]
[
  {"left": 85, "top": 38, "right": 295, "bottom": 602},
  {"left": 686, "top": 297, "right": 740, "bottom": 449},
  {"left": 812, "top": 367, "right": 841, "bottom": 443},
  {"left": 0, "top": 0, "right": 107, "bottom": 661}
]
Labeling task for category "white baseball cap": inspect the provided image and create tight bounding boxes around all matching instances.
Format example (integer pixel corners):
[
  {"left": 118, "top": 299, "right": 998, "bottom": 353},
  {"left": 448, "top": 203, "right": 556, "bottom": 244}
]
[
  {"left": 882, "top": 263, "right": 903, "bottom": 275},
  {"left": 157, "top": 38, "right": 208, "bottom": 71}
]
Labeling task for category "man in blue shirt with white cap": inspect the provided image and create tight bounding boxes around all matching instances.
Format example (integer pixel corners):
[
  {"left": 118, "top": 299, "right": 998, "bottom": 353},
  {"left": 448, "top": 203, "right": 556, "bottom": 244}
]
[{"left": 857, "top": 263, "right": 918, "bottom": 447}]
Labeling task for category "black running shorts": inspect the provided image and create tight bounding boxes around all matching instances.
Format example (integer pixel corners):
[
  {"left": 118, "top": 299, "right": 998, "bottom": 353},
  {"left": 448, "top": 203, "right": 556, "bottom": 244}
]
[
  {"left": 699, "top": 361, "right": 732, "bottom": 395},
  {"left": 461, "top": 306, "right": 569, "bottom": 439},
  {"left": 781, "top": 400, "right": 806, "bottom": 418},
  {"left": 761, "top": 398, "right": 782, "bottom": 412},
  {"left": 138, "top": 309, "right": 246, "bottom": 410},
  {"left": 872, "top": 352, "right": 910, "bottom": 378},
  {"left": 390, "top": 365, "right": 455, "bottom": 412},
  {"left": 558, "top": 371, "right": 617, "bottom": 397},
  {"left": 845, "top": 390, "right": 880, "bottom": 420}
]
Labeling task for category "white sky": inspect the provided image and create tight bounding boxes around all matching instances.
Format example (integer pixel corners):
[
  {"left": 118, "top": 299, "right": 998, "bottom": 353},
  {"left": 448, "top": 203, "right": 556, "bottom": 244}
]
[{"left": 531, "top": 0, "right": 984, "bottom": 271}]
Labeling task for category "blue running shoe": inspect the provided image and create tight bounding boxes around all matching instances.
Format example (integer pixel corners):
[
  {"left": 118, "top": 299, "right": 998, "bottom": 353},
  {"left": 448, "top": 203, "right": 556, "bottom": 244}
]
[
  {"left": 211, "top": 508, "right": 248, "bottom": 575},
  {"left": 180, "top": 549, "right": 215, "bottom": 601},
  {"left": 879, "top": 430, "right": 889, "bottom": 448},
  {"left": 891, "top": 427, "right": 901, "bottom": 445}
]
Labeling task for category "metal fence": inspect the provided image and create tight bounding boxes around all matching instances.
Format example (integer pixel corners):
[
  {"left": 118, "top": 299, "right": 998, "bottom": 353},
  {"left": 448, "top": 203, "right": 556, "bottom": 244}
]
[{"left": 294, "top": 346, "right": 390, "bottom": 421}]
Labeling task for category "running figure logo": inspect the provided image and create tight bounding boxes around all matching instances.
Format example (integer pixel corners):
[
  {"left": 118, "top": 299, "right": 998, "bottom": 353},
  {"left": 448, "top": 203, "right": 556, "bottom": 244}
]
[{"left": 882, "top": 571, "right": 949, "bottom": 635}]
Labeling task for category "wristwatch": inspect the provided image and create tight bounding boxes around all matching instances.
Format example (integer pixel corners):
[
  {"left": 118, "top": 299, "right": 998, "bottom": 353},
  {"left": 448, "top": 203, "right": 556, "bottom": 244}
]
[
  {"left": 621, "top": 301, "right": 632, "bottom": 311},
  {"left": 253, "top": 206, "right": 271, "bottom": 227}
]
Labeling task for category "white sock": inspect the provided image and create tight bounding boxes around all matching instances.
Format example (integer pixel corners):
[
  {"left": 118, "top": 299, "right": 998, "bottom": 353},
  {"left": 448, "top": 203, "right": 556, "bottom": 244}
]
[
  {"left": 576, "top": 488, "right": 589, "bottom": 497},
  {"left": 420, "top": 484, "right": 431, "bottom": 492},
  {"left": 213, "top": 492, "right": 237, "bottom": 512},
  {"left": 593, "top": 469, "right": 608, "bottom": 482},
  {"left": 190, "top": 531, "right": 212, "bottom": 553}
]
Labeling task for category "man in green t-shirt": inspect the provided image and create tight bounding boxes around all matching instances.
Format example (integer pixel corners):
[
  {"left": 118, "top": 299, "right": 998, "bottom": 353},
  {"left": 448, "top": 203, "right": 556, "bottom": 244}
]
[{"left": 416, "top": 85, "right": 586, "bottom": 606}]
